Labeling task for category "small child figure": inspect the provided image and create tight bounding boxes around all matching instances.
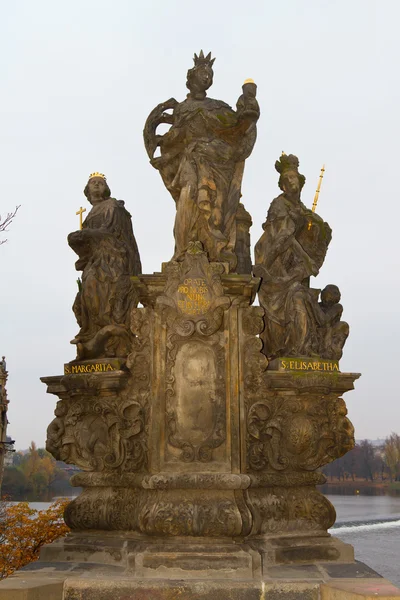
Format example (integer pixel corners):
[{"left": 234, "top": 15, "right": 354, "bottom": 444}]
[
  {"left": 320, "top": 284, "right": 343, "bottom": 322},
  {"left": 319, "top": 285, "right": 349, "bottom": 360}
]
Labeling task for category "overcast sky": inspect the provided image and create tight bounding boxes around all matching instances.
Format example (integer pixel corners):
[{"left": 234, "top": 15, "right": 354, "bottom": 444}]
[{"left": 1, "top": 0, "right": 399, "bottom": 449}]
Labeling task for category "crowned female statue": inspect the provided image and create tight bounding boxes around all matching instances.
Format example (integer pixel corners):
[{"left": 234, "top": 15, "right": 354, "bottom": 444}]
[
  {"left": 144, "top": 51, "right": 260, "bottom": 272},
  {"left": 254, "top": 154, "right": 333, "bottom": 359},
  {"left": 68, "top": 173, "right": 141, "bottom": 360}
]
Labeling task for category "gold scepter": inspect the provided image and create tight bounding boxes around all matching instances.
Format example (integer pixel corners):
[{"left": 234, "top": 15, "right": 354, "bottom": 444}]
[{"left": 308, "top": 164, "right": 325, "bottom": 230}]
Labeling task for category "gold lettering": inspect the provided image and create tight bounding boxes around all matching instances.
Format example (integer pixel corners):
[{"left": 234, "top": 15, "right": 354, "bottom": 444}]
[
  {"left": 178, "top": 276, "right": 211, "bottom": 316},
  {"left": 64, "top": 365, "right": 71, "bottom": 374},
  {"left": 289, "top": 361, "right": 295, "bottom": 369},
  {"left": 307, "top": 362, "right": 313, "bottom": 370},
  {"left": 327, "top": 363, "right": 333, "bottom": 371},
  {"left": 281, "top": 360, "right": 288, "bottom": 369},
  {"left": 106, "top": 364, "right": 113, "bottom": 371},
  {"left": 333, "top": 363, "right": 339, "bottom": 371},
  {"left": 302, "top": 361, "right": 307, "bottom": 369}
]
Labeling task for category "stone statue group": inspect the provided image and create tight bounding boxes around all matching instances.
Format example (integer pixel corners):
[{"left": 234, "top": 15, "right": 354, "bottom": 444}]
[
  {"left": 69, "top": 50, "right": 348, "bottom": 365},
  {"left": 43, "top": 52, "right": 357, "bottom": 550}
]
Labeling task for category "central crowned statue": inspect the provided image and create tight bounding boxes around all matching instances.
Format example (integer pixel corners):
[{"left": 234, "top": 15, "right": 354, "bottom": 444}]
[{"left": 144, "top": 50, "right": 260, "bottom": 271}]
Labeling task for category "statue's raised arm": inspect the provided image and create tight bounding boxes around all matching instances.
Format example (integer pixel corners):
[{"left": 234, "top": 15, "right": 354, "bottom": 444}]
[{"left": 143, "top": 50, "right": 260, "bottom": 272}]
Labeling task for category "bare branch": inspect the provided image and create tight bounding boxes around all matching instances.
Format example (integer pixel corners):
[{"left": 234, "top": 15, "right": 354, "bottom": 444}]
[{"left": 0, "top": 206, "right": 21, "bottom": 245}]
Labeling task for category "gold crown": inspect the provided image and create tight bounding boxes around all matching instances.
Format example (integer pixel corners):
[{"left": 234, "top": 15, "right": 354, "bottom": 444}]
[
  {"left": 88, "top": 172, "right": 106, "bottom": 180},
  {"left": 243, "top": 78, "right": 255, "bottom": 84}
]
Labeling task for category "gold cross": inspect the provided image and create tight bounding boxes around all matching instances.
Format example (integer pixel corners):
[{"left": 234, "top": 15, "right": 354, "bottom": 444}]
[{"left": 76, "top": 206, "right": 87, "bottom": 230}]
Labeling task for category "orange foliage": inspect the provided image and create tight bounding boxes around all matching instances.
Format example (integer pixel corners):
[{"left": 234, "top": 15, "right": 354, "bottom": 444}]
[{"left": 0, "top": 499, "right": 70, "bottom": 579}]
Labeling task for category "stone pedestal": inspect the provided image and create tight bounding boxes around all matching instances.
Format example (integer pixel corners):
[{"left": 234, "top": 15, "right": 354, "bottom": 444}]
[
  {"left": 2, "top": 556, "right": 399, "bottom": 600},
  {"left": 39, "top": 248, "right": 360, "bottom": 580}
]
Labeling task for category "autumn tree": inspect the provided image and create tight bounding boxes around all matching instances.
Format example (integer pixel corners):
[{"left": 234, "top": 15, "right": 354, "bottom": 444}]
[
  {"left": 2, "top": 443, "right": 72, "bottom": 499},
  {"left": 20, "top": 442, "right": 57, "bottom": 496},
  {"left": 322, "top": 442, "right": 386, "bottom": 483},
  {"left": 0, "top": 499, "right": 70, "bottom": 580},
  {"left": 358, "top": 440, "right": 377, "bottom": 481},
  {"left": 1, "top": 468, "right": 31, "bottom": 497},
  {"left": 384, "top": 433, "right": 400, "bottom": 482}
]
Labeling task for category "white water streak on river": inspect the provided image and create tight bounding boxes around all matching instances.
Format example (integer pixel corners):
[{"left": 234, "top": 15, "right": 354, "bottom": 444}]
[{"left": 328, "top": 494, "right": 400, "bottom": 586}]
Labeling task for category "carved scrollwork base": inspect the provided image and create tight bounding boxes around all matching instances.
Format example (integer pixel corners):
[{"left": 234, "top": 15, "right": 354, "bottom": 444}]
[
  {"left": 64, "top": 487, "right": 251, "bottom": 536},
  {"left": 245, "top": 486, "right": 336, "bottom": 535},
  {"left": 42, "top": 256, "right": 359, "bottom": 565},
  {"left": 64, "top": 481, "right": 335, "bottom": 538}
]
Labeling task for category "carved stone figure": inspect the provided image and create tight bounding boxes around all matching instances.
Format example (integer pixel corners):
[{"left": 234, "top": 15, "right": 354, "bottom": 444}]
[
  {"left": 318, "top": 284, "right": 349, "bottom": 360},
  {"left": 254, "top": 154, "right": 337, "bottom": 359},
  {"left": 68, "top": 174, "right": 141, "bottom": 360},
  {"left": 235, "top": 202, "right": 252, "bottom": 274},
  {"left": 45, "top": 400, "right": 67, "bottom": 458},
  {"left": 144, "top": 51, "right": 260, "bottom": 272}
]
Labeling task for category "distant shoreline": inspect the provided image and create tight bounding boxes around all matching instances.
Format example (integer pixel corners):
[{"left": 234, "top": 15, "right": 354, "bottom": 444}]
[{"left": 319, "top": 480, "right": 400, "bottom": 494}]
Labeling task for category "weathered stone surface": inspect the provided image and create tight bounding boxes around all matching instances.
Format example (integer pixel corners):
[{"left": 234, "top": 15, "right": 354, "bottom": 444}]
[
  {"left": 254, "top": 153, "right": 349, "bottom": 362},
  {"left": 0, "top": 576, "right": 65, "bottom": 600},
  {"left": 41, "top": 244, "right": 359, "bottom": 546},
  {"left": 62, "top": 579, "right": 320, "bottom": 600},
  {"left": 37, "top": 58, "right": 365, "bottom": 584},
  {"left": 38, "top": 531, "right": 354, "bottom": 576},
  {"left": 322, "top": 562, "right": 383, "bottom": 579},
  {"left": 320, "top": 580, "right": 400, "bottom": 600},
  {"left": 68, "top": 173, "right": 141, "bottom": 361},
  {"left": 260, "top": 536, "right": 355, "bottom": 565},
  {"left": 0, "top": 356, "right": 10, "bottom": 496},
  {"left": 2, "top": 572, "right": 398, "bottom": 600},
  {"left": 144, "top": 51, "right": 260, "bottom": 271}
]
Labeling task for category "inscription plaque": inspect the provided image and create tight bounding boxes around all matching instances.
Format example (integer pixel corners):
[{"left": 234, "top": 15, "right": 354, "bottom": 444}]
[
  {"left": 272, "top": 357, "right": 340, "bottom": 372},
  {"left": 177, "top": 278, "right": 211, "bottom": 316},
  {"left": 64, "top": 358, "right": 123, "bottom": 375}
]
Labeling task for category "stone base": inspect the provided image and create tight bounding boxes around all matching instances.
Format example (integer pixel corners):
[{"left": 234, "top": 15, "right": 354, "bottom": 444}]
[
  {"left": 1, "top": 559, "right": 399, "bottom": 600},
  {"left": 38, "top": 531, "right": 354, "bottom": 578},
  {"left": 0, "top": 534, "right": 397, "bottom": 600}
]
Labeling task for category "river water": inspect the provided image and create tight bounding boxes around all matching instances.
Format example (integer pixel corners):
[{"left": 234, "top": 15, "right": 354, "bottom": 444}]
[
  {"left": 23, "top": 494, "right": 400, "bottom": 586},
  {"left": 328, "top": 494, "right": 400, "bottom": 586}
]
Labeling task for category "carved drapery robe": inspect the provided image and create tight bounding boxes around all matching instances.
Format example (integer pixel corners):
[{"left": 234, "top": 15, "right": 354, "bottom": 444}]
[
  {"left": 151, "top": 96, "right": 258, "bottom": 271},
  {"left": 69, "top": 198, "right": 141, "bottom": 359},
  {"left": 255, "top": 194, "right": 332, "bottom": 359}
]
